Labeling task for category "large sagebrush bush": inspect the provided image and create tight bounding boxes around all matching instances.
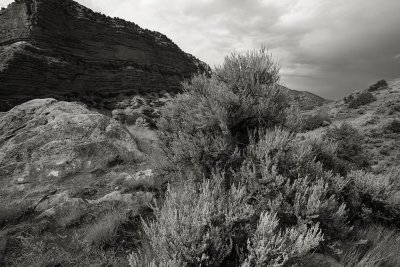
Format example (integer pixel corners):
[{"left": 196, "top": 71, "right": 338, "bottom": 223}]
[{"left": 158, "top": 47, "right": 291, "bottom": 179}]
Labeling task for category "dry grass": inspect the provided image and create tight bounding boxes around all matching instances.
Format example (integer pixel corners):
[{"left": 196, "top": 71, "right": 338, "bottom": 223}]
[
  {"left": 85, "top": 209, "right": 128, "bottom": 248},
  {"left": 56, "top": 206, "right": 87, "bottom": 228},
  {"left": 341, "top": 225, "right": 400, "bottom": 267}
]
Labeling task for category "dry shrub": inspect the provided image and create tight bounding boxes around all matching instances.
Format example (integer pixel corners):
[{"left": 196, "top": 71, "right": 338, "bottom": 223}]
[
  {"left": 345, "top": 170, "right": 400, "bottom": 225},
  {"left": 133, "top": 47, "right": 400, "bottom": 266},
  {"left": 239, "top": 128, "right": 351, "bottom": 241},
  {"left": 368, "top": 79, "right": 388, "bottom": 92},
  {"left": 243, "top": 212, "right": 323, "bottom": 267},
  {"left": 325, "top": 122, "right": 369, "bottom": 171},
  {"left": 348, "top": 92, "right": 376, "bottom": 109},
  {"left": 386, "top": 119, "right": 400, "bottom": 133},
  {"left": 141, "top": 175, "right": 254, "bottom": 266},
  {"left": 158, "top": 47, "right": 291, "bottom": 180}
]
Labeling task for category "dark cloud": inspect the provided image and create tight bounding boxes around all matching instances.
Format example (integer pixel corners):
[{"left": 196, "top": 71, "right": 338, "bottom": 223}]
[{"left": 1, "top": 0, "right": 399, "bottom": 99}]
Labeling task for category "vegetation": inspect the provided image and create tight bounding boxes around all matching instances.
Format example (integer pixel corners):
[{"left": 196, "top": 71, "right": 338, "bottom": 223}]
[
  {"left": 325, "top": 122, "right": 369, "bottom": 171},
  {"left": 368, "top": 79, "right": 388, "bottom": 92},
  {"left": 346, "top": 92, "right": 376, "bottom": 109},
  {"left": 157, "top": 48, "right": 303, "bottom": 180},
  {"left": 126, "top": 48, "right": 400, "bottom": 266},
  {"left": 3, "top": 47, "right": 398, "bottom": 266},
  {"left": 85, "top": 209, "right": 128, "bottom": 248},
  {"left": 302, "top": 110, "right": 330, "bottom": 131},
  {"left": 386, "top": 119, "right": 400, "bottom": 133}
]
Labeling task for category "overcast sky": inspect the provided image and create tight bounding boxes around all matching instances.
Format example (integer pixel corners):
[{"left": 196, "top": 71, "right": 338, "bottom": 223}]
[{"left": 1, "top": 0, "right": 400, "bottom": 99}]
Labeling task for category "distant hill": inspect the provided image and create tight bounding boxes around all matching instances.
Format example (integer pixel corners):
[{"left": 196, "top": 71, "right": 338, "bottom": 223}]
[{"left": 279, "top": 85, "right": 330, "bottom": 110}]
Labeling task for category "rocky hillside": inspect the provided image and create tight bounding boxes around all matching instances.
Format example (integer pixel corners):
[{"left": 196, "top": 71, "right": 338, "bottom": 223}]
[
  {"left": 0, "top": 0, "right": 209, "bottom": 111},
  {"left": 279, "top": 85, "right": 330, "bottom": 110}
]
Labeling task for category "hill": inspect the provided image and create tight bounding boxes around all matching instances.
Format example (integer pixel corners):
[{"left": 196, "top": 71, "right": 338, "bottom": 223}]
[{"left": 279, "top": 85, "right": 330, "bottom": 110}]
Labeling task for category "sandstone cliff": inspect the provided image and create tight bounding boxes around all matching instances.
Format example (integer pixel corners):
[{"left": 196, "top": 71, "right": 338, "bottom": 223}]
[{"left": 0, "top": 0, "right": 208, "bottom": 111}]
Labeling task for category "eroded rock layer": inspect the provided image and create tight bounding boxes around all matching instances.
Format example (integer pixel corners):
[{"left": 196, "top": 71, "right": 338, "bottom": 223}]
[{"left": 0, "top": 0, "right": 207, "bottom": 111}]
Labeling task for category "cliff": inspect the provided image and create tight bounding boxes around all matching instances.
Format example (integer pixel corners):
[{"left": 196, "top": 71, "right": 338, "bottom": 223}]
[{"left": 0, "top": 0, "right": 208, "bottom": 111}]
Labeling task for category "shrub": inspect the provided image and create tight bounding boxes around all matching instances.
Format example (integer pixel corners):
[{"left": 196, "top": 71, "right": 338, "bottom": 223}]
[
  {"left": 141, "top": 175, "right": 254, "bottom": 266},
  {"left": 344, "top": 94, "right": 354, "bottom": 104},
  {"left": 348, "top": 92, "right": 376, "bottom": 109},
  {"left": 158, "top": 47, "right": 292, "bottom": 180},
  {"left": 368, "top": 79, "right": 388, "bottom": 92},
  {"left": 345, "top": 170, "right": 400, "bottom": 225},
  {"left": 239, "top": 128, "right": 351, "bottom": 240},
  {"left": 325, "top": 122, "right": 369, "bottom": 170},
  {"left": 386, "top": 119, "right": 400, "bottom": 133},
  {"left": 135, "top": 47, "right": 400, "bottom": 266},
  {"left": 243, "top": 212, "right": 323, "bottom": 267},
  {"left": 302, "top": 111, "right": 330, "bottom": 131}
]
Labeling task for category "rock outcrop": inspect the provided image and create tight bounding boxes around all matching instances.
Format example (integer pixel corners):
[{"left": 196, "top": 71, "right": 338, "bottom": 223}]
[
  {"left": 0, "top": 0, "right": 208, "bottom": 111},
  {"left": 0, "top": 98, "right": 144, "bottom": 203}
]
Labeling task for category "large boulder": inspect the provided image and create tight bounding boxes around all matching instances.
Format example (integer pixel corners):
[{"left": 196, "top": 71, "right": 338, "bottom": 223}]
[{"left": 0, "top": 99, "right": 144, "bottom": 203}]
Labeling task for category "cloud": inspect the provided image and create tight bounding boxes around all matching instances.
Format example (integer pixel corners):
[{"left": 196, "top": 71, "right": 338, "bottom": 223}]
[{"left": 1, "top": 0, "right": 400, "bottom": 99}]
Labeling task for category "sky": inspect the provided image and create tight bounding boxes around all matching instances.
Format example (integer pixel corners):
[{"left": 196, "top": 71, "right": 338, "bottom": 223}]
[{"left": 1, "top": 0, "right": 400, "bottom": 99}]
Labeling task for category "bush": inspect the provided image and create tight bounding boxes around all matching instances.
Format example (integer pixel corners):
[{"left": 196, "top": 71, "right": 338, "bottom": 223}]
[
  {"left": 141, "top": 175, "right": 254, "bottom": 266},
  {"left": 133, "top": 47, "right": 400, "bottom": 266},
  {"left": 243, "top": 212, "right": 323, "bottom": 266},
  {"left": 325, "top": 122, "right": 369, "bottom": 171},
  {"left": 348, "top": 92, "right": 376, "bottom": 109},
  {"left": 158, "top": 47, "right": 292, "bottom": 179},
  {"left": 386, "top": 119, "right": 400, "bottom": 133},
  {"left": 239, "top": 128, "right": 351, "bottom": 240},
  {"left": 368, "top": 79, "right": 388, "bottom": 92},
  {"left": 345, "top": 170, "right": 400, "bottom": 225},
  {"left": 302, "top": 111, "right": 330, "bottom": 131}
]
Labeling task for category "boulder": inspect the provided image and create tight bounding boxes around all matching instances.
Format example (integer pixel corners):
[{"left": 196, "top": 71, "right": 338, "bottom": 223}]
[{"left": 0, "top": 99, "right": 143, "bottom": 203}]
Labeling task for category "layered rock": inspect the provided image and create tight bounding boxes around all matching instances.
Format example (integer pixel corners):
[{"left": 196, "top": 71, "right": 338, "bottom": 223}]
[{"left": 0, "top": 0, "right": 208, "bottom": 111}]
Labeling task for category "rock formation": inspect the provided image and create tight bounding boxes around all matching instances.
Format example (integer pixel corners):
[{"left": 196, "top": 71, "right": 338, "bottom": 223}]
[
  {"left": 0, "top": 98, "right": 143, "bottom": 203},
  {"left": 0, "top": 0, "right": 208, "bottom": 111}
]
